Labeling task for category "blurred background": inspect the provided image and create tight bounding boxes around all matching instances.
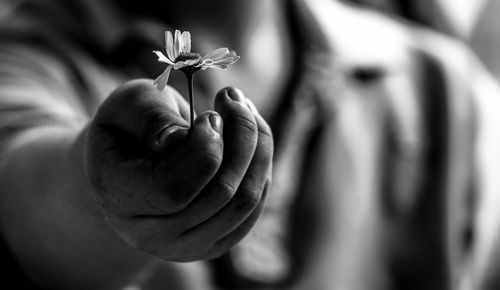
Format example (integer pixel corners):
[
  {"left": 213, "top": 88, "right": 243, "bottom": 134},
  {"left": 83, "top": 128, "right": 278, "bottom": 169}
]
[
  {"left": 471, "top": 0, "right": 500, "bottom": 80},
  {"left": 350, "top": 0, "right": 500, "bottom": 80},
  {"left": 1, "top": 0, "right": 500, "bottom": 290}
]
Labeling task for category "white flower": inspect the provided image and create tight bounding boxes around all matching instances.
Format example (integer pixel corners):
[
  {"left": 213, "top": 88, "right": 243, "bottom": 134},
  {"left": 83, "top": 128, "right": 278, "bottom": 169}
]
[{"left": 153, "top": 30, "right": 240, "bottom": 91}]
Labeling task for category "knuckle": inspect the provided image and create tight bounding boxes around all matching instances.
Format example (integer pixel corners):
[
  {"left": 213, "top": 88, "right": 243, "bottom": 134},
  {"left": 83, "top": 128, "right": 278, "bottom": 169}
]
[
  {"left": 234, "top": 114, "right": 257, "bottom": 136},
  {"left": 216, "top": 177, "right": 239, "bottom": 201},
  {"left": 234, "top": 186, "right": 261, "bottom": 212}
]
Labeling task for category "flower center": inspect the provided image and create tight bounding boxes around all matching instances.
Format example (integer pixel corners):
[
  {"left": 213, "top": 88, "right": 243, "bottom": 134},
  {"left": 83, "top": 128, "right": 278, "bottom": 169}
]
[{"left": 174, "top": 52, "right": 202, "bottom": 63}]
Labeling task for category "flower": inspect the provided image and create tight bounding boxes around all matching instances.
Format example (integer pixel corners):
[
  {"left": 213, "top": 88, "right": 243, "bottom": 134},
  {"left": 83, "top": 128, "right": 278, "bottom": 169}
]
[{"left": 153, "top": 30, "right": 240, "bottom": 91}]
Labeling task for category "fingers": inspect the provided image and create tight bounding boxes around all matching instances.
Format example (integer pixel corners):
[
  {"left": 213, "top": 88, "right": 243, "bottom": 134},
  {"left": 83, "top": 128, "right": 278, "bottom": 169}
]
[
  {"left": 180, "top": 95, "right": 273, "bottom": 238},
  {"left": 87, "top": 79, "right": 224, "bottom": 216},
  {"left": 94, "top": 79, "right": 190, "bottom": 154},
  {"left": 212, "top": 180, "right": 270, "bottom": 255},
  {"left": 181, "top": 179, "right": 270, "bottom": 261},
  {"left": 171, "top": 90, "right": 273, "bottom": 256},
  {"left": 112, "top": 88, "right": 273, "bottom": 260},
  {"left": 151, "top": 112, "right": 224, "bottom": 213},
  {"left": 87, "top": 82, "right": 274, "bottom": 261},
  {"left": 173, "top": 87, "right": 264, "bottom": 227},
  {"left": 90, "top": 112, "right": 224, "bottom": 217}
]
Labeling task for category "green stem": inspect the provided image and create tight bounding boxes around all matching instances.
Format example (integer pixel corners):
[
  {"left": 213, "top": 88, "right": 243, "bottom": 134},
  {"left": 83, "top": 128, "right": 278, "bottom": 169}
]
[{"left": 186, "top": 72, "right": 195, "bottom": 127}]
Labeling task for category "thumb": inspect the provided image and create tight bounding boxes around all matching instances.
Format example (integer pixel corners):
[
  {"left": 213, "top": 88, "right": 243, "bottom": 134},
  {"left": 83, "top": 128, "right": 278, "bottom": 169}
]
[{"left": 93, "top": 79, "right": 191, "bottom": 154}]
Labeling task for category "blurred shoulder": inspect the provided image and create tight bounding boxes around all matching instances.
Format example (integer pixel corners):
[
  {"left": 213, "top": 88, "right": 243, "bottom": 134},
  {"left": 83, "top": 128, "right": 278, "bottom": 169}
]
[
  {"left": 296, "top": 0, "right": 479, "bottom": 80},
  {"left": 294, "top": 0, "right": 492, "bottom": 124}
]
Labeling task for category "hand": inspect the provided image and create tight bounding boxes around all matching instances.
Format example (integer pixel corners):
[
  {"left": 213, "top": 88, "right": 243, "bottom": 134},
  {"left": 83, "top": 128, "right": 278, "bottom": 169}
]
[{"left": 85, "top": 79, "right": 273, "bottom": 261}]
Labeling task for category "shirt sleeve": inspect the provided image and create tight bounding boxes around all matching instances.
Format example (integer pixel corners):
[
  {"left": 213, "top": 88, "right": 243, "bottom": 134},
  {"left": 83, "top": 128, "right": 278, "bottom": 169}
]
[{"left": 0, "top": 40, "right": 89, "bottom": 155}]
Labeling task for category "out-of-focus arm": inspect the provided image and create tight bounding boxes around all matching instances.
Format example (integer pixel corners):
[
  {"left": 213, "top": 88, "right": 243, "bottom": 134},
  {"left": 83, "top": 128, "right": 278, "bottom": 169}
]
[{"left": 0, "top": 41, "right": 154, "bottom": 290}]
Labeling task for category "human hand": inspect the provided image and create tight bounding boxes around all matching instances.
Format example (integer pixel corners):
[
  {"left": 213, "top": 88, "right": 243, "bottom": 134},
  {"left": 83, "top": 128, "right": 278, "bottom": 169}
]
[{"left": 85, "top": 79, "right": 273, "bottom": 261}]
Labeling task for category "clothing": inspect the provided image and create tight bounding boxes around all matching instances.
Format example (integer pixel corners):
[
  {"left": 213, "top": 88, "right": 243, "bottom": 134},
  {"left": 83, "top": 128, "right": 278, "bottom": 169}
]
[{"left": 0, "top": 0, "right": 498, "bottom": 289}]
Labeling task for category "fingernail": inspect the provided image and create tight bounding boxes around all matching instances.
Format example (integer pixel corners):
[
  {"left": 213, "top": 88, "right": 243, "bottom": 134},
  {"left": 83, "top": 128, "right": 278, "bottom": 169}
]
[
  {"left": 157, "top": 124, "right": 186, "bottom": 144},
  {"left": 227, "top": 87, "right": 244, "bottom": 103},
  {"left": 209, "top": 113, "right": 222, "bottom": 133}
]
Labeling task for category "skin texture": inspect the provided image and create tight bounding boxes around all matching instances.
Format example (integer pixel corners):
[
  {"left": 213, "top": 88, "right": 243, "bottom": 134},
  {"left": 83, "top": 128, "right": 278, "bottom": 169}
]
[
  {"left": 0, "top": 1, "right": 281, "bottom": 288},
  {"left": 86, "top": 79, "right": 273, "bottom": 261},
  {"left": 0, "top": 79, "right": 272, "bottom": 290}
]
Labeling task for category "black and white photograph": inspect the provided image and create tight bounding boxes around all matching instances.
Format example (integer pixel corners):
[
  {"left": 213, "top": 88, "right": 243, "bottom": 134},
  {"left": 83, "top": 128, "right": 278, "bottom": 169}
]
[{"left": 0, "top": 0, "right": 499, "bottom": 289}]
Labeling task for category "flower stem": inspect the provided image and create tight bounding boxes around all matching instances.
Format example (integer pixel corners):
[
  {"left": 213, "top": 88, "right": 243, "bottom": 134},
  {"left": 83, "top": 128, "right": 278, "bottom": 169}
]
[{"left": 185, "top": 72, "right": 195, "bottom": 127}]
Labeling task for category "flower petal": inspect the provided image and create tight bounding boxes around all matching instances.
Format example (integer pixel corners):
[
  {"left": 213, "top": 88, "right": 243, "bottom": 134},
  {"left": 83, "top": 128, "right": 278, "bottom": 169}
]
[
  {"left": 199, "top": 50, "right": 239, "bottom": 70},
  {"left": 173, "top": 62, "right": 188, "bottom": 70},
  {"left": 153, "top": 66, "right": 172, "bottom": 91},
  {"left": 212, "top": 54, "right": 239, "bottom": 65},
  {"left": 153, "top": 50, "right": 174, "bottom": 65},
  {"left": 200, "top": 64, "right": 229, "bottom": 70},
  {"left": 179, "top": 31, "right": 191, "bottom": 53},
  {"left": 173, "top": 30, "right": 182, "bottom": 59},
  {"left": 165, "top": 31, "right": 175, "bottom": 61},
  {"left": 202, "top": 47, "right": 231, "bottom": 61}
]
